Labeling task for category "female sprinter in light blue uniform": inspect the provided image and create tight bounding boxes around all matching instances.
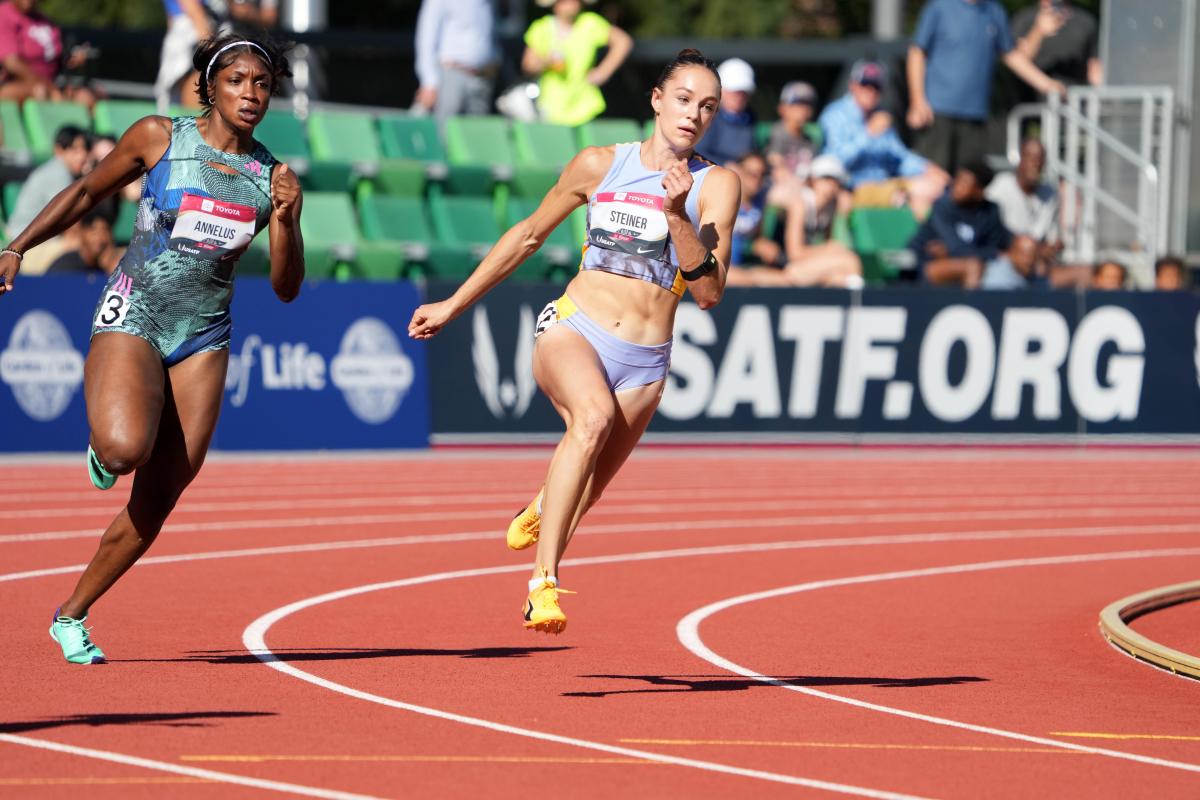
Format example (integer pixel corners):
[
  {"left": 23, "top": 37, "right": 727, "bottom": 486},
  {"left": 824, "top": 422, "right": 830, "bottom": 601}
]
[
  {"left": 409, "top": 49, "right": 739, "bottom": 633},
  {"left": 0, "top": 34, "right": 304, "bottom": 663}
]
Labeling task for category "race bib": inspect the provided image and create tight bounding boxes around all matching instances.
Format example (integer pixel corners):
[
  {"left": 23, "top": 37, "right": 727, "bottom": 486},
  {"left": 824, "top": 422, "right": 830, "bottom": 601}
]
[
  {"left": 169, "top": 193, "right": 257, "bottom": 261},
  {"left": 94, "top": 290, "right": 131, "bottom": 328},
  {"left": 588, "top": 191, "right": 669, "bottom": 260}
]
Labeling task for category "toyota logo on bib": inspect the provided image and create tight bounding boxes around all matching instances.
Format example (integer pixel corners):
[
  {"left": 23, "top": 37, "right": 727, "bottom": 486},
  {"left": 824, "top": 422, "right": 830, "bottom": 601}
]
[{"left": 0, "top": 310, "right": 85, "bottom": 421}]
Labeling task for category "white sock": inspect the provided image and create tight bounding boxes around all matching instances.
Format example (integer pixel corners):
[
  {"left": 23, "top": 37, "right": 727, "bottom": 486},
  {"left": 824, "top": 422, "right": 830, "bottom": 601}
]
[{"left": 529, "top": 574, "right": 557, "bottom": 591}]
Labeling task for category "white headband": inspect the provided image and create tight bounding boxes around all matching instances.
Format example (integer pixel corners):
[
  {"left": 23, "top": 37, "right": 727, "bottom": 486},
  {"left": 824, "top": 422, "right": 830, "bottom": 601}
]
[{"left": 204, "top": 40, "right": 272, "bottom": 86}]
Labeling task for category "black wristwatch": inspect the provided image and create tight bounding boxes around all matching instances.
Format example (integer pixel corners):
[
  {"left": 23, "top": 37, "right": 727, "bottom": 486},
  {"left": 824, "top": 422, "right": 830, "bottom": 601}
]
[{"left": 679, "top": 250, "right": 718, "bottom": 282}]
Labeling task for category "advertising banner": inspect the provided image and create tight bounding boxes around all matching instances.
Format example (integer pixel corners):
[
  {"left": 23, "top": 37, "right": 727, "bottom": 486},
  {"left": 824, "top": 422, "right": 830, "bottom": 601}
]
[
  {"left": 0, "top": 276, "right": 429, "bottom": 452},
  {"left": 426, "top": 282, "right": 1200, "bottom": 440}
]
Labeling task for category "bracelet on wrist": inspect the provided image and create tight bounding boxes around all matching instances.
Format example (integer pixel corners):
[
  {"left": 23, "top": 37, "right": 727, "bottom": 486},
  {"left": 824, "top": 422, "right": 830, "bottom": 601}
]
[
  {"left": 679, "top": 251, "right": 717, "bottom": 282},
  {"left": 2, "top": 248, "right": 23, "bottom": 261}
]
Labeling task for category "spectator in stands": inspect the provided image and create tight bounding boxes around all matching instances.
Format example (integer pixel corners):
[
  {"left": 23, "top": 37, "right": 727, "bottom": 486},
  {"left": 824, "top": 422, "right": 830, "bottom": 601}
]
[
  {"left": 155, "top": 0, "right": 214, "bottom": 111},
  {"left": 981, "top": 234, "right": 1041, "bottom": 289},
  {"left": 0, "top": 0, "right": 96, "bottom": 106},
  {"left": 781, "top": 154, "right": 863, "bottom": 288},
  {"left": 521, "top": 0, "right": 632, "bottom": 127},
  {"left": 1011, "top": 0, "right": 1102, "bottom": 95},
  {"left": 1154, "top": 256, "right": 1188, "bottom": 292},
  {"left": 1092, "top": 259, "right": 1127, "bottom": 290},
  {"left": 909, "top": 160, "right": 1012, "bottom": 289},
  {"left": 819, "top": 60, "right": 946, "bottom": 218},
  {"left": 725, "top": 150, "right": 786, "bottom": 285},
  {"left": 226, "top": 0, "right": 279, "bottom": 31},
  {"left": 725, "top": 151, "right": 862, "bottom": 288},
  {"left": 44, "top": 205, "right": 115, "bottom": 274},
  {"left": 765, "top": 80, "right": 819, "bottom": 207},
  {"left": 697, "top": 58, "right": 757, "bottom": 166},
  {"left": 767, "top": 81, "right": 819, "bottom": 177},
  {"left": 986, "top": 138, "right": 1060, "bottom": 269},
  {"left": 906, "top": 0, "right": 1066, "bottom": 174},
  {"left": 89, "top": 135, "right": 141, "bottom": 204},
  {"left": 413, "top": 0, "right": 497, "bottom": 126},
  {"left": 6, "top": 123, "right": 89, "bottom": 273}
]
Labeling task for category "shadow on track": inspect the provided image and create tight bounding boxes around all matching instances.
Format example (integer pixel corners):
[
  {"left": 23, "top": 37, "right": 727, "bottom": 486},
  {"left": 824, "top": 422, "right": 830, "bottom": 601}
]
[
  {"left": 0, "top": 710, "right": 275, "bottom": 734},
  {"left": 115, "top": 646, "right": 573, "bottom": 664},
  {"left": 562, "top": 674, "right": 988, "bottom": 697}
]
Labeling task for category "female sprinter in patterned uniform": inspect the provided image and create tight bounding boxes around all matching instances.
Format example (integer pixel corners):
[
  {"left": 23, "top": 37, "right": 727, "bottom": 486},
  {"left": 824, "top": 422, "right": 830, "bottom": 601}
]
[
  {"left": 0, "top": 34, "right": 304, "bottom": 663},
  {"left": 409, "top": 49, "right": 738, "bottom": 633}
]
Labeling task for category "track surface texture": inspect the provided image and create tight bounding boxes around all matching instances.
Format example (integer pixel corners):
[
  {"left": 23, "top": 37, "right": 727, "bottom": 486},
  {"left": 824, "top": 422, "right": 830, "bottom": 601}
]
[{"left": 3, "top": 448, "right": 1200, "bottom": 799}]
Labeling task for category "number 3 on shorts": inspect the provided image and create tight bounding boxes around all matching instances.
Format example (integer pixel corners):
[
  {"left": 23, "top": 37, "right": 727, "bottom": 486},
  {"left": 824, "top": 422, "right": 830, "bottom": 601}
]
[{"left": 95, "top": 291, "right": 131, "bottom": 328}]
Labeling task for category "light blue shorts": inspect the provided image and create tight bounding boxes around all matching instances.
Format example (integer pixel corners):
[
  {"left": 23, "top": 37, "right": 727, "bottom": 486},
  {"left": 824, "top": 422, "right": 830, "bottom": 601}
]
[{"left": 535, "top": 294, "right": 671, "bottom": 392}]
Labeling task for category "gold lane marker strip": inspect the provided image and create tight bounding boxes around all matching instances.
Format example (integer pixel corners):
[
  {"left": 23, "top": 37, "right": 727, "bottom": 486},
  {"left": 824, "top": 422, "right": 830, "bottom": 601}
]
[{"left": 619, "top": 739, "right": 1086, "bottom": 755}]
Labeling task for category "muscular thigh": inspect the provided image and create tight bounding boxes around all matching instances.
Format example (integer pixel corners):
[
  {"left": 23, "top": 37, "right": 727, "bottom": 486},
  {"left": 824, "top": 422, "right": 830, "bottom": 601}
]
[
  {"left": 533, "top": 323, "right": 614, "bottom": 423},
  {"left": 85, "top": 332, "right": 166, "bottom": 454},
  {"left": 131, "top": 349, "right": 228, "bottom": 496}
]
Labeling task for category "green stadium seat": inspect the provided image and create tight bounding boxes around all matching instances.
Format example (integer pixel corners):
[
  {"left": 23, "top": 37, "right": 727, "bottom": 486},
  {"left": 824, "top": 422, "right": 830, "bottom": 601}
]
[
  {"left": 577, "top": 117, "right": 640, "bottom": 148},
  {"left": 3, "top": 181, "right": 21, "bottom": 219},
  {"left": 23, "top": 100, "right": 91, "bottom": 162},
  {"left": 358, "top": 193, "right": 469, "bottom": 278},
  {"left": 511, "top": 120, "right": 576, "bottom": 167},
  {"left": 849, "top": 207, "right": 919, "bottom": 285},
  {"left": 444, "top": 115, "right": 515, "bottom": 180},
  {"left": 754, "top": 120, "right": 773, "bottom": 149},
  {"left": 92, "top": 100, "right": 156, "bottom": 138},
  {"left": 298, "top": 192, "right": 355, "bottom": 277},
  {"left": 427, "top": 192, "right": 506, "bottom": 277},
  {"left": 375, "top": 160, "right": 426, "bottom": 196},
  {"left": 377, "top": 114, "right": 445, "bottom": 162},
  {"left": 253, "top": 111, "right": 310, "bottom": 173},
  {"left": 308, "top": 110, "right": 382, "bottom": 163},
  {"left": 430, "top": 193, "right": 499, "bottom": 245},
  {"left": 510, "top": 164, "right": 560, "bottom": 198},
  {"left": 376, "top": 114, "right": 448, "bottom": 193},
  {"left": 804, "top": 122, "right": 824, "bottom": 152},
  {"left": 0, "top": 101, "right": 31, "bottom": 165},
  {"left": 168, "top": 105, "right": 202, "bottom": 118}
]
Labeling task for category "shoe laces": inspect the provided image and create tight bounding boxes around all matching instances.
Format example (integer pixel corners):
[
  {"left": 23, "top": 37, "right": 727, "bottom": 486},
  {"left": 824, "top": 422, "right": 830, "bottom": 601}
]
[{"left": 58, "top": 617, "right": 97, "bottom": 645}]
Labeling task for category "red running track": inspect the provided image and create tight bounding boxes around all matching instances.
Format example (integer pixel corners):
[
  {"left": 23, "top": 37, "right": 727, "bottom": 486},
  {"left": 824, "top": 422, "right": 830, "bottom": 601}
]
[{"left": 2, "top": 448, "right": 1200, "bottom": 799}]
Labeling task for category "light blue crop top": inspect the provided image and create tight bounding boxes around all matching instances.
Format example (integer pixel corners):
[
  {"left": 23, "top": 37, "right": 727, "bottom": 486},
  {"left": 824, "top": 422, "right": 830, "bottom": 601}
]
[{"left": 580, "top": 142, "right": 714, "bottom": 296}]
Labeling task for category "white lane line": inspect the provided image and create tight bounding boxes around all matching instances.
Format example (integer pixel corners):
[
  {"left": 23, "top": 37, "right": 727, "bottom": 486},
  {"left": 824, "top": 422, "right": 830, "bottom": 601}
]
[
  {"left": 7, "top": 521, "right": 1200, "bottom": 586},
  {"left": 3, "top": 475, "right": 1194, "bottom": 505},
  {"left": 10, "top": 491, "right": 1200, "bottom": 521},
  {"left": 10, "top": 503, "right": 1200, "bottom": 545},
  {"left": 0, "top": 734, "right": 382, "bottom": 800},
  {"left": 241, "top": 546, "right": 934, "bottom": 800},
  {"left": 676, "top": 548, "right": 1200, "bottom": 775}
]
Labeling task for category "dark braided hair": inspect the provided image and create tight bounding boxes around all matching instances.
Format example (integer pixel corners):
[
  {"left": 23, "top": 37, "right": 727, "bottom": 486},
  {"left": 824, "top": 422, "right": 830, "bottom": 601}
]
[
  {"left": 193, "top": 32, "right": 293, "bottom": 112},
  {"left": 653, "top": 48, "right": 721, "bottom": 92}
]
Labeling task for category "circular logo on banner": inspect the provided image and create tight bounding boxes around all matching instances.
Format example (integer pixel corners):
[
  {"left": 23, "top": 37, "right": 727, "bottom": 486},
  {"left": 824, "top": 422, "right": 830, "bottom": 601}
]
[
  {"left": 330, "top": 317, "right": 414, "bottom": 424},
  {"left": 0, "top": 310, "right": 85, "bottom": 421}
]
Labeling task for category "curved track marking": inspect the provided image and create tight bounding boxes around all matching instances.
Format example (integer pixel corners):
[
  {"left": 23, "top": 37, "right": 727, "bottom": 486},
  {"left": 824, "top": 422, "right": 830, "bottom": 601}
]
[
  {"left": 677, "top": 548, "right": 1200, "bottom": 774},
  {"left": 241, "top": 544, "right": 1200, "bottom": 796},
  {"left": 0, "top": 734, "right": 382, "bottom": 799},
  {"left": 242, "top": 545, "right": 934, "bottom": 800}
]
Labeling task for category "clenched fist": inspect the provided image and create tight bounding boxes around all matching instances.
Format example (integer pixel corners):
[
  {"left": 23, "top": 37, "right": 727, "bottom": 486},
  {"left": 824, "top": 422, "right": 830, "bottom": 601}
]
[{"left": 271, "top": 163, "right": 302, "bottom": 224}]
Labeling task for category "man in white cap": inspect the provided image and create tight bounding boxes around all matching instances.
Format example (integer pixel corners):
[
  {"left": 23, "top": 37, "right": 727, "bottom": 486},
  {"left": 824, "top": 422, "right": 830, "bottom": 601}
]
[{"left": 697, "top": 57, "right": 757, "bottom": 166}]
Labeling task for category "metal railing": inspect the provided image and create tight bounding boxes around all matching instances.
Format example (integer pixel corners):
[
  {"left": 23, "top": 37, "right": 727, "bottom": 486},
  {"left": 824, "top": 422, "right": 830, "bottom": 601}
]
[{"left": 1007, "top": 86, "right": 1174, "bottom": 284}]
